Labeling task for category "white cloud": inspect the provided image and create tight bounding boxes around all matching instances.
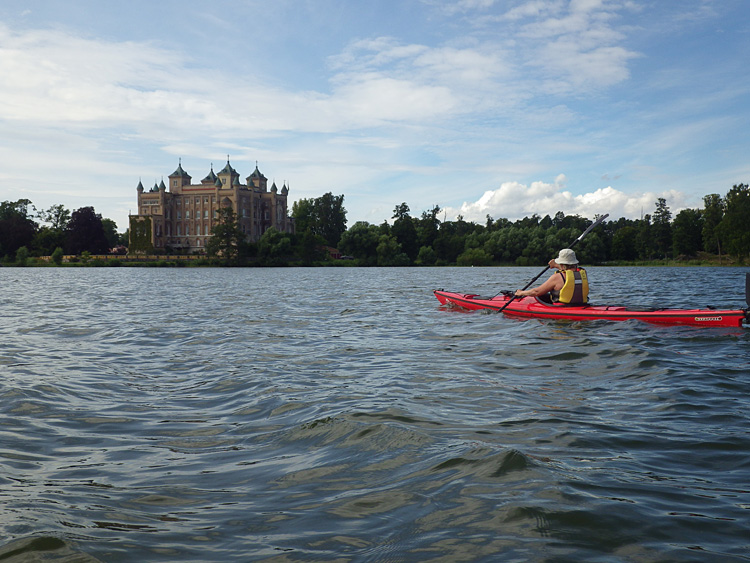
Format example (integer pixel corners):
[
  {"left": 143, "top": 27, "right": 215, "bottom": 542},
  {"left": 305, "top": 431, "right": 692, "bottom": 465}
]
[
  {"left": 503, "top": 0, "right": 639, "bottom": 91},
  {"left": 1, "top": 1, "right": 741, "bottom": 235},
  {"left": 444, "top": 175, "right": 690, "bottom": 222}
]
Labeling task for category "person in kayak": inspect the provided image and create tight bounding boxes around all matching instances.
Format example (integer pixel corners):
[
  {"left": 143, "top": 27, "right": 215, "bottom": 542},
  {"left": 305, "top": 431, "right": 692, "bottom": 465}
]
[{"left": 514, "top": 248, "right": 589, "bottom": 305}]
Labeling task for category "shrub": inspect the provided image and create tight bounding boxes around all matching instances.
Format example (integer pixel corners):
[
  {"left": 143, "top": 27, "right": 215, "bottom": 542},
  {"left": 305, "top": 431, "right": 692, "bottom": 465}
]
[
  {"left": 15, "top": 246, "right": 29, "bottom": 266},
  {"left": 51, "top": 247, "right": 64, "bottom": 265}
]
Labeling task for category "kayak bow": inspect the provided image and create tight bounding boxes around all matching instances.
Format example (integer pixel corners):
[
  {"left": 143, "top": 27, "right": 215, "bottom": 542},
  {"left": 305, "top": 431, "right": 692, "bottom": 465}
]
[{"left": 434, "top": 289, "right": 750, "bottom": 328}]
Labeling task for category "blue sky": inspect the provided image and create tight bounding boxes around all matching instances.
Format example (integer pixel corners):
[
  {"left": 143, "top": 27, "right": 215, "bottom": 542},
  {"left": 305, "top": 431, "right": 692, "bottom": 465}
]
[{"left": 1, "top": 0, "right": 748, "bottom": 232}]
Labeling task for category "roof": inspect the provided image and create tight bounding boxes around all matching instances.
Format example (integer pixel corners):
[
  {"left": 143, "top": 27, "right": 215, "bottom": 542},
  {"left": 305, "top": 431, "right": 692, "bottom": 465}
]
[
  {"left": 202, "top": 166, "right": 217, "bottom": 183},
  {"left": 169, "top": 160, "right": 191, "bottom": 178},
  {"left": 249, "top": 165, "right": 266, "bottom": 180},
  {"left": 219, "top": 159, "right": 237, "bottom": 175}
]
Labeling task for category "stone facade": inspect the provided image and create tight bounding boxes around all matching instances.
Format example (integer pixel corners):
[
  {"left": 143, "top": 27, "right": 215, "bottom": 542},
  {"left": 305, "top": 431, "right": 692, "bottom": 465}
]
[{"left": 130, "top": 159, "right": 294, "bottom": 253}]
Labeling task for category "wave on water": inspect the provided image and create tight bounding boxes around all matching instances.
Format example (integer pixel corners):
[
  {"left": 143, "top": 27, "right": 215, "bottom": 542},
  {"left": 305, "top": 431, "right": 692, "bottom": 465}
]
[{"left": 1, "top": 267, "right": 749, "bottom": 561}]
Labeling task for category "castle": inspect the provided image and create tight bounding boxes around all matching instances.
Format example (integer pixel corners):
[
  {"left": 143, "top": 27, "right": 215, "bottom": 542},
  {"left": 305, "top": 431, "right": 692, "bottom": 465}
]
[{"left": 129, "top": 159, "right": 294, "bottom": 253}]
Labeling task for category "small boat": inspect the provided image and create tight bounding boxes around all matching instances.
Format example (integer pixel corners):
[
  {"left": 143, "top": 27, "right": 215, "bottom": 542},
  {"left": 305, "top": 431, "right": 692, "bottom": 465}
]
[{"left": 434, "top": 287, "right": 750, "bottom": 328}]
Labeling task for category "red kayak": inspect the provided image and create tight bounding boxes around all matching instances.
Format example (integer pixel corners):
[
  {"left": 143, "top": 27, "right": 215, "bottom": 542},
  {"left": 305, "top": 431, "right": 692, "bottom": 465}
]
[{"left": 434, "top": 289, "right": 750, "bottom": 328}]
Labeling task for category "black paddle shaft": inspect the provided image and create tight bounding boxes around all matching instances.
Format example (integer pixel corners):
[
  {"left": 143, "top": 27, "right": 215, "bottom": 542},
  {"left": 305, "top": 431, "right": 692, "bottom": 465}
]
[{"left": 496, "top": 213, "right": 609, "bottom": 312}]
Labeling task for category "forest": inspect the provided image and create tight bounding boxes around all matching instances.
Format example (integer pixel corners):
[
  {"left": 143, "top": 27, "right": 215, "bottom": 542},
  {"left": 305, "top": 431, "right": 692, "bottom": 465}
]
[
  {"left": 300, "top": 184, "right": 750, "bottom": 267},
  {"left": 0, "top": 201, "right": 126, "bottom": 265},
  {"left": 1, "top": 183, "right": 748, "bottom": 266}
]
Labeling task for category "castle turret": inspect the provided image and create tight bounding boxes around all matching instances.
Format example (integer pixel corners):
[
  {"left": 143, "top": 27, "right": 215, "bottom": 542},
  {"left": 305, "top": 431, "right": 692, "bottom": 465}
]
[
  {"left": 201, "top": 165, "right": 218, "bottom": 185},
  {"left": 247, "top": 163, "right": 268, "bottom": 192},
  {"left": 168, "top": 159, "right": 191, "bottom": 191},
  {"left": 217, "top": 158, "right": 240, "bottom": 188}
]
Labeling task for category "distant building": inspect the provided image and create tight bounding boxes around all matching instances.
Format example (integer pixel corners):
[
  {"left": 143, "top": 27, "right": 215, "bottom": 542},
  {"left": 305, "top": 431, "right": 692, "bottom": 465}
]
[{"left": 129, "top": 159, "right": 294, "bottom": 253}]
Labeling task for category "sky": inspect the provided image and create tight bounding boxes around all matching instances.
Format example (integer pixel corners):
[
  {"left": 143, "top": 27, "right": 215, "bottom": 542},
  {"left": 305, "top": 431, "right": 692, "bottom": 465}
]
[{"left": 1, "top": 0, "right": 748, "bottom": 232}]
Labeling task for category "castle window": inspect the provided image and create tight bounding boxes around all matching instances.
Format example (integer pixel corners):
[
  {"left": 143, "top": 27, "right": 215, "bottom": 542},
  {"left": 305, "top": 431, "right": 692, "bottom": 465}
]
[{"left": 204, "top": 210, "right": 208, "bottom": 219}]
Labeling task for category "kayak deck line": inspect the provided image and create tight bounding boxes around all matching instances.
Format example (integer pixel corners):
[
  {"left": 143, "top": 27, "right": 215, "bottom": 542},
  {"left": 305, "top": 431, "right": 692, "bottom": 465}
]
[{"left": 434, "top": 289, "right": 750, "bottom": 328}]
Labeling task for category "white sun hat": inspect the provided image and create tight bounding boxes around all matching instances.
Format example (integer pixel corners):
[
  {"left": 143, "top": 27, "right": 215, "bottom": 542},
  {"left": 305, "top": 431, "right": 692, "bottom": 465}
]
[{"left": 556, "top": 248, "right": 578, "bottom": 265}]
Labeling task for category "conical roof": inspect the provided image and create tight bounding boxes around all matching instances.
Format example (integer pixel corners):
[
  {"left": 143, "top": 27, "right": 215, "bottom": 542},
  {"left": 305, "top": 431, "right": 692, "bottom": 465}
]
[{"left": 170, "top": 159, "right": 191, "bottom": 178}]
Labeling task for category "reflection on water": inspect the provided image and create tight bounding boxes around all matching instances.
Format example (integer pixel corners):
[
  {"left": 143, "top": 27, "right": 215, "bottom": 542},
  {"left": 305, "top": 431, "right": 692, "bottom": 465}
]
[{"left": 1, "top": 267, "right": 749, "bottom": 561}]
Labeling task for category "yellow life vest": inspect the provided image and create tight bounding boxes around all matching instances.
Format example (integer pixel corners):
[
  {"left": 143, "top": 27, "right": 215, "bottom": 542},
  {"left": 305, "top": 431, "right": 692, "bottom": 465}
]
[{"left": 557, "top": 268, "right": 588, "bottom": 304}]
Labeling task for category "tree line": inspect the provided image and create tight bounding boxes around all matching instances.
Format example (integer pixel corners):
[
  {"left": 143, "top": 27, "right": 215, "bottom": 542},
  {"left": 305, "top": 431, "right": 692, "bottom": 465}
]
[
  {"left": 0, "top": 200, "right": 126, "bottom": 264},
  {"left": 309, "top": 184, "right": 750, "bottom": 266},
  {"left": 2, "top": 183, "right": 748, "bottom": 266}
]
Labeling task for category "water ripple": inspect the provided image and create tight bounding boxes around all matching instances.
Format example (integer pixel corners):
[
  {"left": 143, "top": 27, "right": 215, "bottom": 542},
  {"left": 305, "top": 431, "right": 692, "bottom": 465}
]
[{"left": 1, "top": 267, "right": 749, "bottom": 561}]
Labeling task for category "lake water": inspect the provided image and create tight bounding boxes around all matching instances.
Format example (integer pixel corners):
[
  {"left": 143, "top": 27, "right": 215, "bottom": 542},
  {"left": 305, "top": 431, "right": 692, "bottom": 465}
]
[{"left": 1, "top": 266, "right": 749, "bottom": 562}]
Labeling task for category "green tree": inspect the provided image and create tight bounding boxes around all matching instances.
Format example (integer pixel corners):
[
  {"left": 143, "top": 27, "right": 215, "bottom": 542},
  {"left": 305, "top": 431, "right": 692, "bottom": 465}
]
[
  {"left": 652, "top": 198, "right": 672, "bottom": 258},
  {"left": 292, "top": 192, "right": 347, "bottom": 248},
  {"left": 484, "top": 225, "right": 529, "bottom": 263},
  {"left": 415, "top": 245, "right": 437, "bottom": 266},
  {"left": 433, "top": 221, "right": 468, "bottom": 264},
  {"left": 0, "top": 199, "right": 37, "bottom": 259},
  {"left": 338, "top": 221, "right": 380, "bottom": 265},
  {"left": 317, "top": 193, "right": 347, "bottom": 247},
  {"left": 717, "top": 184, "right": 750, "bottom": 260},
  {"left": 391, "top": 203, "right": 418, "bottom": 263},
  {"left": 611, "top": 226, "right": 638, "bottom": 261},
  {"left": 37, "top": 204, "right": 70, "bottom": 230},
  {"left": 296, "top": 229, "right": 327, "bottom": 264},
  {"left": 635, "top": 215, "right": 653, "bottom": 260},
  {"left": 206, "top": 206, "right": 248, "bottom": 265},
  {"left": 32, "top": 204, "right": 71, "bottom": 256},
  {"left": 291, "top": 198, "right": 316, "bottom": 233},
  {"left": 32, "top": 226, "right": 66, "bottom": 256},
  {"left": 672, "top": 208, "right": 703, "bottom": 257},
  {"left": 701, "top": 193, "right": 724, "bottom": 256},
  {"left": 51, "top": 246, "right": 64, "bottom": 265},
  {"left": 101, "top": 218, "right": 120, "bottom": 249},
  {"left": 65, "top": 207, "right": 109, "bottom": 255},
  {"left": 15, "top": 245, "right": 29, "bottom": 266},
  {"left": 258, "top": 227, "right": 292, "bottom": 264},
  {"left": 417, "top": 205, "right": 441, "bottom": 250},
  {"left": 118, "top": 229, "right": 130, "bottom": 247},
  {"left": 576, "top": 233, "right": 608, "bottom": 264},
  {"left": 376, "top": 234, "right": 409, "bottom": 266},
  {"left": 456, "top": 247, "right": 492, "bottom": 266}
]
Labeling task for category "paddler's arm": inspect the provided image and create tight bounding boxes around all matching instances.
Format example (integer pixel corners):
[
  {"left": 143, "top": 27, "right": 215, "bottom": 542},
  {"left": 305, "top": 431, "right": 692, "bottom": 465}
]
[{"left": 515, "top": 262, "right": 562, "bottom": 297}]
